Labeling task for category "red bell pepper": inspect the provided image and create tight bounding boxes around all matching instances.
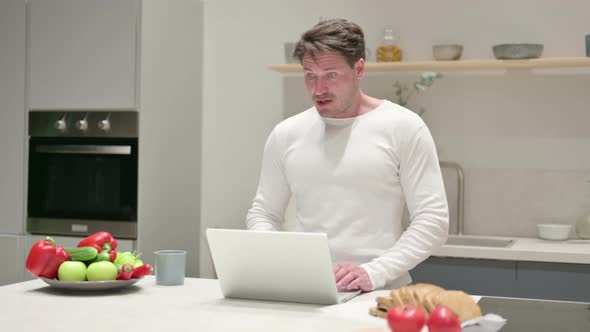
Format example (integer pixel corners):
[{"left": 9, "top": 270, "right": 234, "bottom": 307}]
[
  {"left": 131, "top": 263, "right": 152, "bottom": 279},
  {"left": 117, "top": 263, "right": 134, "bottom": 280},
  {"left": 25, "top": 237, "right": 69, "bottom": 279},
  {"left": 109, "top": 250, "right": 117, "bottom": 262},
  {"left": 77, "top": 231, "right": 118, "bottom": 253}
]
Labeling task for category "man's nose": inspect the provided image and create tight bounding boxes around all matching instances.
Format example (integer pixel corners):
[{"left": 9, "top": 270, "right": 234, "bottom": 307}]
[{"left": 312, "top": 77, "right": 328, "bottom": 96}]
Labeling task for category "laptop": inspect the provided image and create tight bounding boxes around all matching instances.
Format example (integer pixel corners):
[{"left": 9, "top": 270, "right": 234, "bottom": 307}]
[{"left": 206, "top": 228, "right": 362, "bottom": 305}]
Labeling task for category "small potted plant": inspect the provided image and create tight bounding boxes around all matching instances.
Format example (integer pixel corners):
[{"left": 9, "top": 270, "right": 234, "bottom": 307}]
[{"left": 392, "top": 72, "right": 443, "bottom": 116}]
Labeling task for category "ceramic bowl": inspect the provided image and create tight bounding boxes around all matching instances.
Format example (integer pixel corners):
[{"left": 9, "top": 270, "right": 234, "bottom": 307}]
[
  {"left": 537, "top": 224, "right": 572, "bottom": 241},
  {"left": 492, "top": 43, "right": 544, "bottom": 59},
  {"left": 433, "top": 44, "right": 463, "bottom": 61}
]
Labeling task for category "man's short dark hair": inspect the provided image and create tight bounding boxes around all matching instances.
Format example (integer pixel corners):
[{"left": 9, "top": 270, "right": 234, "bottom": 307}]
[{"left": 293, "top": 18, "right": 366, "bottom": 68}]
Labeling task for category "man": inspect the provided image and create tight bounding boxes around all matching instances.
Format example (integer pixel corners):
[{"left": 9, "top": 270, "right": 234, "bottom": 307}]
[{"left": 246, "top": 18, "right": 449, "bottom": 291}]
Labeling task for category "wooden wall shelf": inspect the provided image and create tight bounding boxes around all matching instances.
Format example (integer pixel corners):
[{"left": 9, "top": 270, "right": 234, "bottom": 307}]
[{"left": 269, "top": 57, "right": 590, "bottom": 73}]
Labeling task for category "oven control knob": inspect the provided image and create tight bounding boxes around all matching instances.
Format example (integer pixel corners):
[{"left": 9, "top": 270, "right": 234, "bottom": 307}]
[
  {"left": 76, "top": 119, "right": 88, "bottom": 131},
  {"left": 54, "top": 119, "right": 67, "bottom": 132},
  {"left": 98, "top": 119, "right": 111, "bottom": 132}
]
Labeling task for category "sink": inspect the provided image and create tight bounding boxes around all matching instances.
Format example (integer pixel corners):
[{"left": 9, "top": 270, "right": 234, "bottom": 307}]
[{"left": 445, "top": 236, "right": 514, "bottom": 248}]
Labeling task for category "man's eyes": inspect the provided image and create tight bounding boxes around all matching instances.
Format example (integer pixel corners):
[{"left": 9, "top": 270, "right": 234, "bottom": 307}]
[{"left": 305, "top": 72, "right": 338, "bottom": 80}]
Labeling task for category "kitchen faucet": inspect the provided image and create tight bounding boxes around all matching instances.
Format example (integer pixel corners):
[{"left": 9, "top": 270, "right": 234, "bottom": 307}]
[{"left": 440, "top": 161, "right": 465, "bottom": 236}]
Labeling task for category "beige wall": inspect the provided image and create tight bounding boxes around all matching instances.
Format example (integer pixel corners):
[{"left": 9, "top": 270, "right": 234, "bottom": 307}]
[{"left": 200, "top": 0, "right": 590, "bottom": 277}]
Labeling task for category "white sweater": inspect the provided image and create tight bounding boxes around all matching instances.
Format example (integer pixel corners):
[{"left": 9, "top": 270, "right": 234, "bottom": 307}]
[{"left": 246, "top": 100, "right": 449, "bottom": 290}]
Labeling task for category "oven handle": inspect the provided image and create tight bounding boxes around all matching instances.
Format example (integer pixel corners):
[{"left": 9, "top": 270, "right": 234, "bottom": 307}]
[{"left": 35, "top": 145, "right": 132, "bottom": 155}]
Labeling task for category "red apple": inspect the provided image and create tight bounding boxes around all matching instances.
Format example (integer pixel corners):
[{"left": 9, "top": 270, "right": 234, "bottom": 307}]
[
  {"left": 426, "top": 305, "right": 462, "bottom": 332},
  {"left": 386, "top": 305, "right": 426, "bottom": 332}
]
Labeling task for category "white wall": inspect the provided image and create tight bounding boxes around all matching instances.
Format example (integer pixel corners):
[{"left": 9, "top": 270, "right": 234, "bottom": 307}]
[
  {"left": 138, "top": 0, "right": 203, "bottom": 277},
  {"left": 200, "top": 0, "right": 590, "bottom": 277}
]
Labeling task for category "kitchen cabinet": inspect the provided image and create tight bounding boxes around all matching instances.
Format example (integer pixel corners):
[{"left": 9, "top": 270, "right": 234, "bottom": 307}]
[
  {"left": 410, "top": 257, "right": 517, "bottom": 298},
  {"left": 0, "top": 0, "right": 26, "bottom": 235},
  {"left": 27, "top": 0, "right": 140, "bottom": 110},
  {"left": 137, "top": 0, "right": 203, "bottom": 280},
  {"left": 515, "top": 261, "right": 590, "bottom": 302},
  {"left": 411, "top": 256, "right": 590, "bottom": 302},
  {"left": 0, "top": 235, "right": 26, "bottom": 286},
  {"left": 0, "top": 0, "right": 202, "bottom": 285}
]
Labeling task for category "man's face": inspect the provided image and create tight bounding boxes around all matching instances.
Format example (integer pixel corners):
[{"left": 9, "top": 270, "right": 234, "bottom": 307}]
[{"left": 302, "top": 52, "right": 364, "bottom": 118}]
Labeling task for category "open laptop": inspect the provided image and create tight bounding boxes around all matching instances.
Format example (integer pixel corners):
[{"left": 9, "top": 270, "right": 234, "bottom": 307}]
[{"left": 206, "top": 228, "right": 361, "bottom": 305}]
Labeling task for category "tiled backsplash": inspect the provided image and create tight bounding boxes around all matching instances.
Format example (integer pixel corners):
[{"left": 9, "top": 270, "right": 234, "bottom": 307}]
[
  {"left": 465, "top": 168, "right": 590, "bottom": 237},
  {"left": 427, "top": 74, "right": 590, "bottom": 238}
]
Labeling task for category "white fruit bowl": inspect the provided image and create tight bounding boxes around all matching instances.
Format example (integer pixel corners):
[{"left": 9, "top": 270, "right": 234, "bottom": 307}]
[{"left": 536, "top": 224, "right": 572, "bottom": 241}]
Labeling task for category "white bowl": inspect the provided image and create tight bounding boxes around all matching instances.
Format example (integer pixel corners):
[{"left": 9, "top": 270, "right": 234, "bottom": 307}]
[
  {"left": 536, "top": 224, "right": 572, "bottom": 241},
  {"left": 433, "top": 44, "right": 463, "bottom": 61}
]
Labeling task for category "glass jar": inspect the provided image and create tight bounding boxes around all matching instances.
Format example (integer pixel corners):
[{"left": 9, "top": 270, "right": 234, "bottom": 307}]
[{"left": 376, "top": 28, "right": 403, "bottom": 62}]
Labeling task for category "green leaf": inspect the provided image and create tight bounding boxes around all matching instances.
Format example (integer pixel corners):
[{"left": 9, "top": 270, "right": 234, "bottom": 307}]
[{"left": 414, "top": 83, "right": 426, "bottom": 91}]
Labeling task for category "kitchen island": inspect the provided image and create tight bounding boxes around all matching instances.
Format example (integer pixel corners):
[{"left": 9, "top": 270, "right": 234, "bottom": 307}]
[{"left": 1, "top": 276, "right": 588, "bottom": 331}]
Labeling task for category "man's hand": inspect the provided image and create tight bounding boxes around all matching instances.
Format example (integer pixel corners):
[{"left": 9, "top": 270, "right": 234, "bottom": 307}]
[{"left": 334, "top": 262, "right": 373, "bottom": 292}]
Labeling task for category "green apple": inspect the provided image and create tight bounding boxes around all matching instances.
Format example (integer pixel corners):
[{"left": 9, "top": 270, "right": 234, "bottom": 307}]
[
  {"left": 58, "top": 261, "right": 87, "bottom": 282},
  {"left": 133, "top": 259, "right": 143, "bottom": 268},
  {"left": 86, "top": 261, "right": 118, "bottom": 281}
]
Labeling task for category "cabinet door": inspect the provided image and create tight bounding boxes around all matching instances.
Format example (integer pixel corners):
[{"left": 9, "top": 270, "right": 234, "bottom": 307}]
[
  {"left": 0, "top": 235, "right": 26, "bottom": 286},
  {"left": 0, "top": 0, "right": 26, "bottom": 234},
  {"left": 410, "top": 257, "right": 517, "bottom": 297},
  {"left": 515, "top": 261, "right": 590, "bottom": 302},
  {"left": 27, "top": 0, "right": 139, "bottom": 109}
]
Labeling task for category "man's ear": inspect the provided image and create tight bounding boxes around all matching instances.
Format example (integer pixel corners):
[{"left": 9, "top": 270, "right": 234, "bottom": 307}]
[{"left": 354, "top": 58, "right": 365, "bottom": 79}]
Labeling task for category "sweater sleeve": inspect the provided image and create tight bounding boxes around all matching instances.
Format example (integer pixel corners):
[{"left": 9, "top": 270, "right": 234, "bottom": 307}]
[
  {"left": 361, "top": 125, "right": 449, "bottom": 289},
  {"left": 245, "top": 128, "right": 291, "bottom": 231}
]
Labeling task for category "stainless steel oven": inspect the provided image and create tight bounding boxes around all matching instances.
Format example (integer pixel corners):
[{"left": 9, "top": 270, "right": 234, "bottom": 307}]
[{"left": 27, "top": 111, "right": 138, "bottom": 239}]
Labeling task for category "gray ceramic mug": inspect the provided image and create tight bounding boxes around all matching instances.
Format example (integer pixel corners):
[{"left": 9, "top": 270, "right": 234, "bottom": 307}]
[{"left": 154, "top": 250, "right": 187, "bottom": 286}]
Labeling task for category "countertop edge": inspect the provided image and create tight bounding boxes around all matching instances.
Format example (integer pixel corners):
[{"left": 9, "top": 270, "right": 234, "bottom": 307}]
[{"left": 433, "top": 236, "right": 590, "bottom": 264}]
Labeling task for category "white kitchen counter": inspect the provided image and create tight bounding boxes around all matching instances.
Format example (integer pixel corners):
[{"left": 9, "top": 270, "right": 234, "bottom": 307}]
[
  {"left": 435, "top": 235, "right": 590, "bottom": 264},
  {"left": 2, "top": 276, "right": 388, "bottom": 332},
  {"left": 5, "top": 276, "right": 587, "bottom": 332},
  {"left": 7, "top": 275, "right": 589, "bottom": 332}
]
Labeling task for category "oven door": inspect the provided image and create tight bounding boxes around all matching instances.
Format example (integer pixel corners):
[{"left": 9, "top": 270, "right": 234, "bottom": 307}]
[{"left": 27, "top": 137, "right": 138, "bottom": 239}]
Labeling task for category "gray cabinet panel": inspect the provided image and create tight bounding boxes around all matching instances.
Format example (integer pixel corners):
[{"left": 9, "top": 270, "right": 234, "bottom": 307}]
[
  {"left": 411, "top": 256, "right": 517, "bottom": 297},
  {"left": 410, "top": 257, "right": 590, "bottom": 302},
  {"left": 27, "top": 0, "right": 139, "bottom": 109},
  {"left": 515, "top": 261, "right": 590, "bottom": 302},
  {"left": 0, "top": 235, "right": 25, "bottom": 286},
  {"left": 0, "top": 0, "right": 26, "bottom": 234}
]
